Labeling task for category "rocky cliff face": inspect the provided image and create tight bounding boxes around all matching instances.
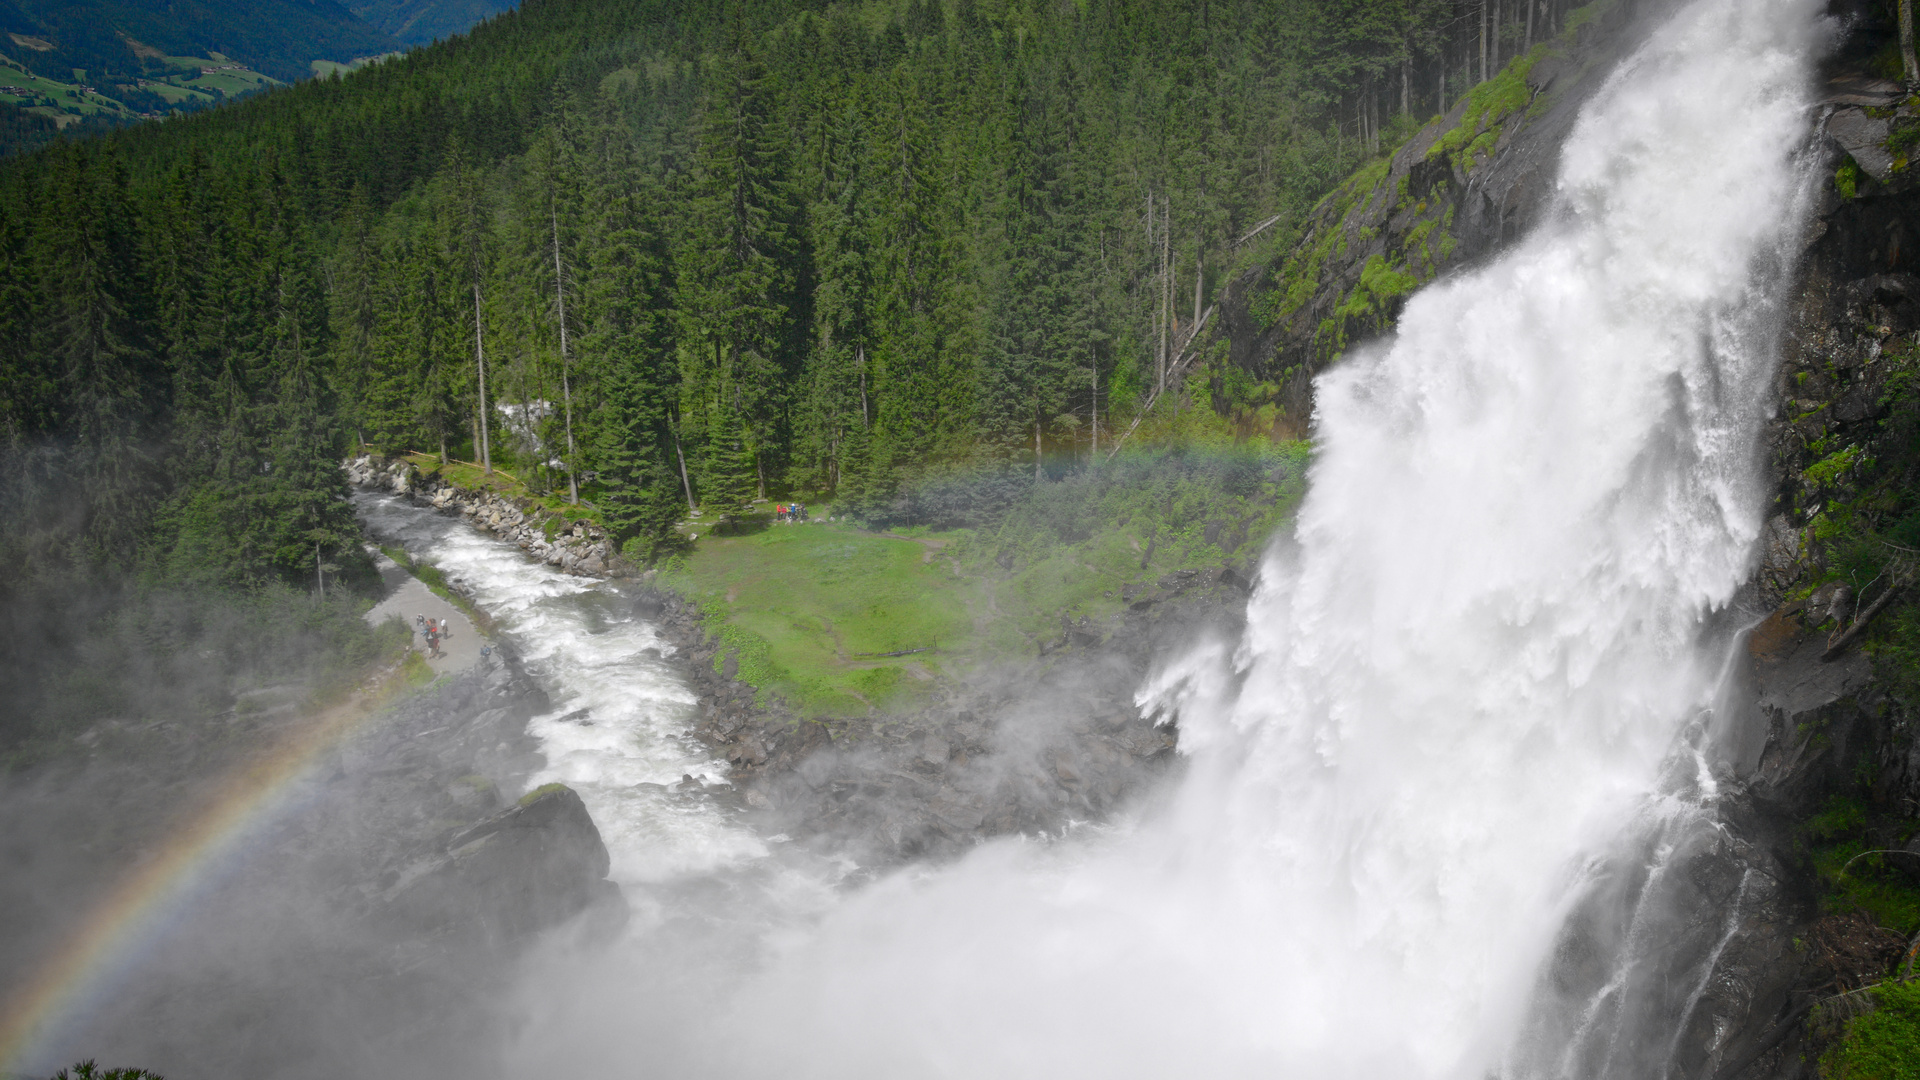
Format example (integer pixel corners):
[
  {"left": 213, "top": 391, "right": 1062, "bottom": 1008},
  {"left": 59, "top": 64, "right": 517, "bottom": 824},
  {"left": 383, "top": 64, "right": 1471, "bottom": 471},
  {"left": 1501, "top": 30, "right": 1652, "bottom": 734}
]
[
  {"left": 1663, "top": 59, "right": 1920, "bottom": 1078},
  {"left": 0, "top": 637, "right": 620, "bottom": 1075},
  {"left": 1216, "top": 0, "right": 1674, "bottom": 434}
]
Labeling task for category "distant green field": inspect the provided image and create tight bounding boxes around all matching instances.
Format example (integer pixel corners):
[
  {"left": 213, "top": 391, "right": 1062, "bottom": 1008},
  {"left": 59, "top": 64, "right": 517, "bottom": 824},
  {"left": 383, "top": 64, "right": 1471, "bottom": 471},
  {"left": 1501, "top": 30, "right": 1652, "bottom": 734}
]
[
  {"left": 660, "top": 443, "right": 1311, "bottom": 718},
  {"left": 0, "top": 52, "right": 277, "bottom": 126},
  {"left": 0, "top": 59, "right": 135, "bottom": 120}
]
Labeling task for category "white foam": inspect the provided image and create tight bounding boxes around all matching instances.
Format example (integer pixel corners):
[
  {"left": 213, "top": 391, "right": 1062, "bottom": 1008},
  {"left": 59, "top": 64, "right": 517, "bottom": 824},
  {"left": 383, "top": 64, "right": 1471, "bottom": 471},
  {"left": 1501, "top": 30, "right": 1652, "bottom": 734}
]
[{"left": 354, "top": 494, "right": 767, "bottom": 883}]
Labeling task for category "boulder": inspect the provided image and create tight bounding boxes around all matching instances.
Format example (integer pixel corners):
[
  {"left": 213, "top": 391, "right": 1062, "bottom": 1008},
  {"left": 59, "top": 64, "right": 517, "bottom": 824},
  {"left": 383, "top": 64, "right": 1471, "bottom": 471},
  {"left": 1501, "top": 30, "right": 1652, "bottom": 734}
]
[{"left": 382, "top": 784, "right": 617, "bottom": 944}]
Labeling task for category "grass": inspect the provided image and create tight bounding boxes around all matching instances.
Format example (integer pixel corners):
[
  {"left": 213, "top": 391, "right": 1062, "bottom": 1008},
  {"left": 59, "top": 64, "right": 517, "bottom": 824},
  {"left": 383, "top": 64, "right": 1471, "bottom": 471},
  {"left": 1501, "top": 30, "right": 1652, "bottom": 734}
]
[
  {"left": 1804, "top": 793, "right": 1920, "bottom": 937},
  {"left": 0, "top": 51, "right": 276, "bottom": 123},
  {"left": 659, "top": 444, "right": 1311, "bottom": 718},
  {"left": 0, "top": 58, "right": 138, "bottom": 121},
  {"left": 518, "top": 781, "right": 569, "bottom": 805},
  {"left": 659, "top": 521, "right": 973, "bottom": 716},
  {"left": 1821, "top": 980, "right": 1920, "bottom": 1079}
]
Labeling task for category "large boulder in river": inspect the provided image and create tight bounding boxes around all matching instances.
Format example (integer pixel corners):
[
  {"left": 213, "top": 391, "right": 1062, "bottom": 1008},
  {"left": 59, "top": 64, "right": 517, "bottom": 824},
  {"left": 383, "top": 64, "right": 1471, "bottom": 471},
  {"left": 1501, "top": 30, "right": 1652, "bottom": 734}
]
[{"left": 381, "top": 783, "right": 621, "bottom": 945}]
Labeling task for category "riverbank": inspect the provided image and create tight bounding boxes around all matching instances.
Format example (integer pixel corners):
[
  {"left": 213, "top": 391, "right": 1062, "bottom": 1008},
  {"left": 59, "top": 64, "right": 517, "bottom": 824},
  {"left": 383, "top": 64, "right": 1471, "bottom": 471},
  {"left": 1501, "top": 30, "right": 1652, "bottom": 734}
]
[{"left": 344, "top": 449, "right": 1303, "bottom": 866}]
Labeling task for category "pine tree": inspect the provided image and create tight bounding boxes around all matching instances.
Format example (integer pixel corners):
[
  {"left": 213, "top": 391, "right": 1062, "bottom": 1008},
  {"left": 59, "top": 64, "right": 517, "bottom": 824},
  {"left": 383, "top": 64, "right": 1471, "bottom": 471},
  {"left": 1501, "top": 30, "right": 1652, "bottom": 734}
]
[
  {"left": 439, "top": 139, "right": 496, "bottom": 474},
  {"left": 699, "top": 392, "right": 758, "bottom": 525},
  {"left": 34, "top": 146, "right": 162, "bottom": 561},
  {"left": 584, "top": 102, "right": 682, "bottom": 559},
  {"left": 799, "top": 91, "right": 874, "bottom": 495},
  {"left": 328, "top": 185, "right": 382, "bottom": 452},
  {"left": 677, "top": 43, "right": 797, "bottom": 496}
]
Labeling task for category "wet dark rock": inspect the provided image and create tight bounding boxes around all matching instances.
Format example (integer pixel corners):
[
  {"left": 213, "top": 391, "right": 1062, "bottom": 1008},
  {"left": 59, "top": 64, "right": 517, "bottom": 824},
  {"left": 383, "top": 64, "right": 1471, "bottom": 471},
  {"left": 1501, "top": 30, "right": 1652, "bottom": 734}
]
[
  {"left": 383, "top": 785, "right": 618, "bottom": 944},
  {"left": 637, "top": 570, "right": 1238, "bottom": 867}
]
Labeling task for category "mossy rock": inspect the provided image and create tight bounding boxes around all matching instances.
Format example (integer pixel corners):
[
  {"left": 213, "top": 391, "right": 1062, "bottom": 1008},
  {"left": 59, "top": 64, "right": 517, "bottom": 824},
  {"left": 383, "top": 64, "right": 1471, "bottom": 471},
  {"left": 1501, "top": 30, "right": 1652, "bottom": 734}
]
[{"left": 518, "top": 781, "right": 571, "bottom": 806}]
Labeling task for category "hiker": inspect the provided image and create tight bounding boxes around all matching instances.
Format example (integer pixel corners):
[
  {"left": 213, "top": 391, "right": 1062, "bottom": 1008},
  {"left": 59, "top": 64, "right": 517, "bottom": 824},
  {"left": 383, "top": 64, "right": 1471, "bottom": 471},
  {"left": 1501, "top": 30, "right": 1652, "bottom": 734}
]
[
  {"left": 776, "top": 503, "right": 788, "bottom": 524},
  {"left": 794, "top": 502, "right": 806, "bottom": 523},
  {"left": 425, "top": 620, "right": 441, "bottom": 658}
]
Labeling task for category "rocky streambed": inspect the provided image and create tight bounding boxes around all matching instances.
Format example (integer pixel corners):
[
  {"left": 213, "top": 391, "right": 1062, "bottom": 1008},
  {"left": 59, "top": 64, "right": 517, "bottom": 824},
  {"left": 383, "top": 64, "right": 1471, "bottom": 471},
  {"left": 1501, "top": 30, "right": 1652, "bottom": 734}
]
[{"left": 345, "top": 455, "right": 624, "bottom": 577}]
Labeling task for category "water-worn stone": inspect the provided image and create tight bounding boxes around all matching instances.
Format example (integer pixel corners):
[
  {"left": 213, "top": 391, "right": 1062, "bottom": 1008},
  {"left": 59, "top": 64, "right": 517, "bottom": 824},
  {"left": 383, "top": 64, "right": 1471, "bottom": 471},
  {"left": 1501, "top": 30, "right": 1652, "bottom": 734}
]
[
  {"left": 344, "top": 455, "right": 627, "bottom": 581},
  {"left": 384, "top": 785, "right": 618, "bottom": 943}
]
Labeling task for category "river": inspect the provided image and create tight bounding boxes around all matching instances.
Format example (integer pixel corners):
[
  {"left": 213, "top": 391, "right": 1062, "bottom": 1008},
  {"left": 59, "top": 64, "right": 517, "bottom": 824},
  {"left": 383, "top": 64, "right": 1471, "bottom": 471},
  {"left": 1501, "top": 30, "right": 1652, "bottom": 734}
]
[{"left": 353, "top": 492, "right": 765, "bottom": 885}]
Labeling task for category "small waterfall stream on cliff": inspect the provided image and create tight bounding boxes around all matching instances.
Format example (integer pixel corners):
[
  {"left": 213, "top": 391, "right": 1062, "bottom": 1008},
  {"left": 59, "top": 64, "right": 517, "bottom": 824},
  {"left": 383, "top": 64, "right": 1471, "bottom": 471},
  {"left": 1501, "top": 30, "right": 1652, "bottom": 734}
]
[{"left": 378, "top": 1, "right": 1831, "bottom": 1075}]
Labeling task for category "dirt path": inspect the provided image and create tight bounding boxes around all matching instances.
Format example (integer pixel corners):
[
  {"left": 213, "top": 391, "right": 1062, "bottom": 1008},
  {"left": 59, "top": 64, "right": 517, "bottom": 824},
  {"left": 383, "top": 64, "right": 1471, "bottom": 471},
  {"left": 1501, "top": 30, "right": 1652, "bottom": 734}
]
[{"left": 363, "top": 553, "right": 484, "bottom": 674}]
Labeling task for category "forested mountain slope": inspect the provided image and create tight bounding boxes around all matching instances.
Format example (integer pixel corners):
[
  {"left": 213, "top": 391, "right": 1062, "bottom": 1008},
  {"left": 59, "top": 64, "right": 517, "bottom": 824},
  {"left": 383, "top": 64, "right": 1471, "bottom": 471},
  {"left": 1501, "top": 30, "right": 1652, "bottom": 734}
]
[{"left": 0, "top": 0, "right": 1588, "bottom": 751}]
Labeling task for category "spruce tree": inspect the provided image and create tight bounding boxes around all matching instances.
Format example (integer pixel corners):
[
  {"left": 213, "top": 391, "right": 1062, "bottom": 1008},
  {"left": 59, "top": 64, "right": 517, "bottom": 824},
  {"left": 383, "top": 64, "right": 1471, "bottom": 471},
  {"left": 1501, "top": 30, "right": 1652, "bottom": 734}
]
[
  {"left": 699, "top": 393, "right": 758, "bottom": 525},
  {"left": 677, "top": 43, "right": 797, "bottom": 495},
  {"left": 584, "top": 104, "right": 681, "bottom": 559},
  {"left": 34, "top": 146, "right": 162, "bottom": 561}
]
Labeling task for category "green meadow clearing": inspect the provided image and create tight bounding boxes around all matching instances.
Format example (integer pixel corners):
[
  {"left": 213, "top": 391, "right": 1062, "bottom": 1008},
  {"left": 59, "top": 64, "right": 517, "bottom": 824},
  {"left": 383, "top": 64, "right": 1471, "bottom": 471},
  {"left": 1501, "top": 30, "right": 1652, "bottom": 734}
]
[{"left": 658, "top": 443, "right": 1311, "bottom": 717}]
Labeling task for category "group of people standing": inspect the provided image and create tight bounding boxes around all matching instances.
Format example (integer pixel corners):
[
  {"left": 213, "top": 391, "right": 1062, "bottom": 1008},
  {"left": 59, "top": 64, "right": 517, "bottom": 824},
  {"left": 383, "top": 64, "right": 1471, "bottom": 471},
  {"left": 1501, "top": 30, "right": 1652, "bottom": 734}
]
[
  {"left": 774, "top": 502, "right": 809, "bottom": 524},
  {"left": 414, "top": 613, "right": 451, "bottom": 659}
]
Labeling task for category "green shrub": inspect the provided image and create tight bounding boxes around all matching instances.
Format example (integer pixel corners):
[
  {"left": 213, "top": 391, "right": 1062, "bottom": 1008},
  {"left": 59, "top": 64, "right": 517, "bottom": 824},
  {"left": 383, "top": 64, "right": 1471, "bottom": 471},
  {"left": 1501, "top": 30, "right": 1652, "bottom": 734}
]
[{"left": 1823, "top": 980, "right": 1920, "bottom": 1079}]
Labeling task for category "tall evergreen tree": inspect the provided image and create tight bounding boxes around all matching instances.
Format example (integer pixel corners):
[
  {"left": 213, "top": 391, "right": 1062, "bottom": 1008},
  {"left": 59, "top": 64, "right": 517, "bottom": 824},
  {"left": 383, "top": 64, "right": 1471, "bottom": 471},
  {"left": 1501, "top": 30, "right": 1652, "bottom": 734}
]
[
  {"left": 677, "top": 43, "right": 796, "bottom": 499},
  {"left": 34, "top": 146, "right": 162, "bottom": 560}
]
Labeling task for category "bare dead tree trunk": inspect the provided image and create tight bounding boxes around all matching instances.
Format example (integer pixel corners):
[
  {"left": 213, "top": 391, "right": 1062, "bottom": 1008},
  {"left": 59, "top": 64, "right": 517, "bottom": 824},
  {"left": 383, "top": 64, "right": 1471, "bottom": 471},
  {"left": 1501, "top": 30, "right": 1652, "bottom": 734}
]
[
  {"left": 1152, "top": 194, "right": 1167, "bottom": 395},
  {"left": 552, "top": 204, "right": 578, "bottom": 505},
  {"left": 1493, "top": 0, "right": 1502, "bottom": 69},
  {"left": 473, "top": 282, "right": 491, "bottom": 475},
  {"left": 857, "top": 342, "right": 870, "bottom": 427},
  {"left": 1903, "top": 0, "right": 1918, "bottom": 87},
  {"left": 1193, "top": 248, "right": 1204, "bottom": 328},
  {"left": 1034, "top": 418, "right": 1042, "bottom": 482},
  {"left": 1480, "top": 0, "right": 1488, "bottom": 82},
  {"left": 670, "top": 411, "right": 695, "bottom": 511}
]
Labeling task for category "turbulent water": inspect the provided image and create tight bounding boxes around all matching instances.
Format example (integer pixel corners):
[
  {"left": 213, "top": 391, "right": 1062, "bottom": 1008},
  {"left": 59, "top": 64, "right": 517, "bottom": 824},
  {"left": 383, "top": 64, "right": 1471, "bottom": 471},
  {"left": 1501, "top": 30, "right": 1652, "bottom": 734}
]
[
  {"left": 361, "top": 1, "right": 1829, "bottom": 1077},
  {"left": 354, "top": 494, "right": 768, "bottom": 884}
]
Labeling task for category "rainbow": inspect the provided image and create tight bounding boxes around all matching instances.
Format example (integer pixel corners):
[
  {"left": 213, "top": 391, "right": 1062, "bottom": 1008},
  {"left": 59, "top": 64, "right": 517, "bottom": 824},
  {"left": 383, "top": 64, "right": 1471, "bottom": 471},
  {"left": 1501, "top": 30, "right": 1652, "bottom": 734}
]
[{"left": 0, "top": 695, "right": 390, "bottom": 1076}]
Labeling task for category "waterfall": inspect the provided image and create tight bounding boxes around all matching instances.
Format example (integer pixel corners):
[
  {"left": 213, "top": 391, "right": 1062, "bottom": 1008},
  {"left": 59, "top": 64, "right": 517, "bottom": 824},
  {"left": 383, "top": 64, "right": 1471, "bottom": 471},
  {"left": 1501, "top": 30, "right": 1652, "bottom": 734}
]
[{"left": 510, "top": 1, "right": 1828, "bottom": 1076}]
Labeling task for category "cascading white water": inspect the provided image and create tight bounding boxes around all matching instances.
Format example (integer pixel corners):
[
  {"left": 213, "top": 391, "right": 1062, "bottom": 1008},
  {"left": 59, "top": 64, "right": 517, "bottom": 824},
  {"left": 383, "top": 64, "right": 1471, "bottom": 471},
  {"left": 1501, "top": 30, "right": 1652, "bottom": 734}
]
[
  {"left": 353, "top": 493, "right": 770, "bottom": 884},
  {"left": 501, "top": 1, "right": 1828, "bottom": 1076}
]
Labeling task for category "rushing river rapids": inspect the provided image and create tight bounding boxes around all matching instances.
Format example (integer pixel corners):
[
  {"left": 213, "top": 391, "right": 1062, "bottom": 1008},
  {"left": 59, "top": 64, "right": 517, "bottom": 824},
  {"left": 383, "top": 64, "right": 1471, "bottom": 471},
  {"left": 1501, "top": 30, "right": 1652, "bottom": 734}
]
[
  {"left": 362, "top": 2, "right": 1839, "bottom": 1078},
  {"left": 353, "top": 493, "right": 770, "bottom": 886}
]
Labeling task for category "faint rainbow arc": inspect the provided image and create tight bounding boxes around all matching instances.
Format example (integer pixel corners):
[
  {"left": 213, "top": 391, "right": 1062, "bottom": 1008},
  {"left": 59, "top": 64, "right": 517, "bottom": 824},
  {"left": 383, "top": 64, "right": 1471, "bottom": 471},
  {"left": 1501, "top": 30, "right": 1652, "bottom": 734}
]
[{"left": 0, "top": 698, "right": 384, "bottom": 1074}]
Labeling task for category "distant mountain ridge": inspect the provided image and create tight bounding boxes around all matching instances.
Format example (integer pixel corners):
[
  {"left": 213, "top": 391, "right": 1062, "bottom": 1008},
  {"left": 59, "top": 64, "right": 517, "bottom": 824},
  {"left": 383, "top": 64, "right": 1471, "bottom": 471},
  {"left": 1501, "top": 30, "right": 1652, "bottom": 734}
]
[
  {"left": 0, "top": 0, "right": 520, "bottom": 156},
  {"left": 352, "top": 0, "right": 518, "bottom": 47},
  {"left": 3, "top": 0, "right": 400, "bottom": 84}
]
